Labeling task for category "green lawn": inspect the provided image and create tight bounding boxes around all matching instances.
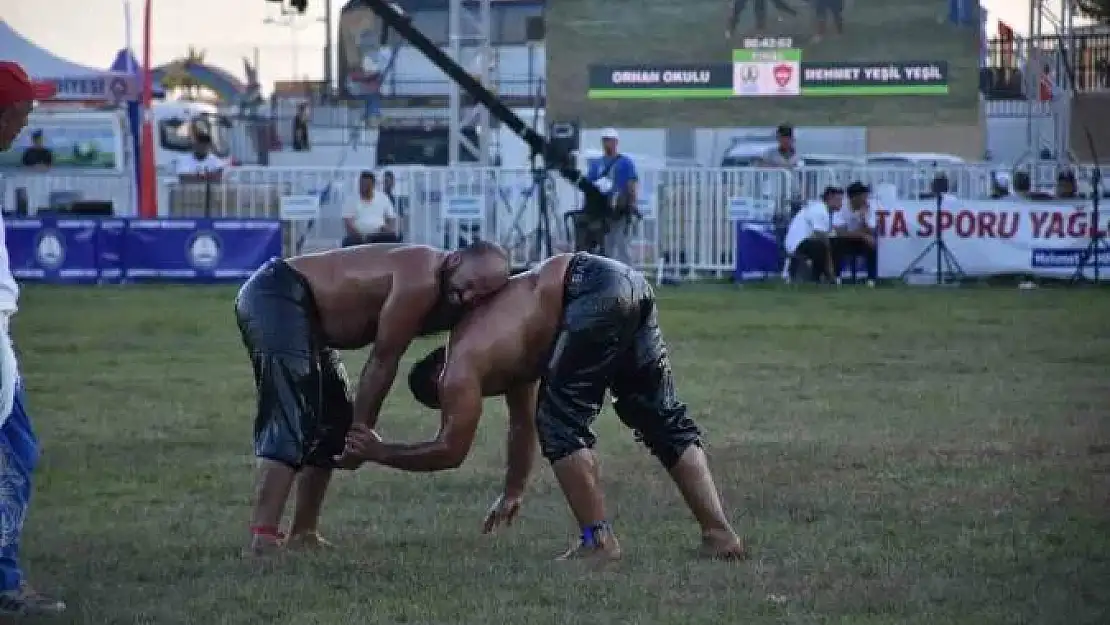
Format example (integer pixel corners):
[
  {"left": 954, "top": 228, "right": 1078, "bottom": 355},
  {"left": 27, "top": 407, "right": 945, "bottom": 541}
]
[{"left": 15, "top": 285, "right": 1110, "bottom": 624}]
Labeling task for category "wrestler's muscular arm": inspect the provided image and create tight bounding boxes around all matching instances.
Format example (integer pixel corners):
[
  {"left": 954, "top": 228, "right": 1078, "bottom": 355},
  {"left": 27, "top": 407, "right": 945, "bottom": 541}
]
[
  {"left": 352, "top": 273, "right": 439, "bottom": 430},
  {"left": 481, "top": 382, "right": 540, "bottom": 533},
  {"left": 502, "top": 382, "right": 539, "bottom": 497},
  {"left": 373, "top": 359, "right": 484, "bottom": 472}
]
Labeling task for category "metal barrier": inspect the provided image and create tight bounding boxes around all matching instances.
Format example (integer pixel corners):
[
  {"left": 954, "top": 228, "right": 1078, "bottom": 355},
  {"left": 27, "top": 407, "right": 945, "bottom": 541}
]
[
  {"left": 0, "top": 172, "right": 135, "bottom": 216},
  {"left": 5, "top": 162, "right": 1103, "bottom": 276}
]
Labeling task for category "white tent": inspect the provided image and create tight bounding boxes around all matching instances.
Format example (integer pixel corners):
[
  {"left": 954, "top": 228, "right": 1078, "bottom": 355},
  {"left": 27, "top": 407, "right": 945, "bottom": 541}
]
[
  {"left": 1, "top": 20, "right": 140, "bottom": 100},
  {"left": 0, "top": 20, "right": 102, "bottom": 78}
]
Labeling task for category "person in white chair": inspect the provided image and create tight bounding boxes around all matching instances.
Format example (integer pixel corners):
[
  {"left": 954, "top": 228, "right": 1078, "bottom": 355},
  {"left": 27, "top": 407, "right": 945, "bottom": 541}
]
[
  {"left": 782, "top": 186, "right": 837, "bottom": 284},
  {"left": 0, "top": 60, "right": 67, "bottom": 617},
  {"left": 342, "top": 171, "right": 398, "bottom": 247}
]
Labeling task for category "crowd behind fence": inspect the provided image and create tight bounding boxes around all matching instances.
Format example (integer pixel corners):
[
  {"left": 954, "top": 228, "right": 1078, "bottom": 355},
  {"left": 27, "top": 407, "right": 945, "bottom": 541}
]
[{"left": 1, "top": 162, "right": 1102, "bottom": 276}]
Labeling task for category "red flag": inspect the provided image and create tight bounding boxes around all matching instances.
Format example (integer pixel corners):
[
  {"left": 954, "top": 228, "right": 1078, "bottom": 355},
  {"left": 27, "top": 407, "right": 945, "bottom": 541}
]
[{"left": 138, "top": 0, "right": 158, "bottom": 218}]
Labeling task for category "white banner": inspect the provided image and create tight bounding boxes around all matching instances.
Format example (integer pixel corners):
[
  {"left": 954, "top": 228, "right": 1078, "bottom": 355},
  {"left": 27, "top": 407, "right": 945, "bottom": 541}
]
[{"left": 875, "top": 198, "right": 1110, "bottom": 279}]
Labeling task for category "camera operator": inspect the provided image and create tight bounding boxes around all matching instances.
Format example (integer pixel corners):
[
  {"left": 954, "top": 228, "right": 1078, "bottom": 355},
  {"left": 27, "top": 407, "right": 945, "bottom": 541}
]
[
  {"left": 783, "top": 186, "right": 837, "bottom": 283},
  {"left": 830, "top": 182, "right": 878, "bottom": 286},
  {"left": 583, "top": 128, "right": 638, "bottom": 263}
]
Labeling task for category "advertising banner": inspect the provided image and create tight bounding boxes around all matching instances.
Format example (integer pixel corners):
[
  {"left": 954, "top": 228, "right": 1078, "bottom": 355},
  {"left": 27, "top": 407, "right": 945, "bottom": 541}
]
[
  {"left": 4, "top": 218, "right": 282, "bottom": 284},
  {"left": 734, "top": 200, "right": 1110, "bottom": 281}
]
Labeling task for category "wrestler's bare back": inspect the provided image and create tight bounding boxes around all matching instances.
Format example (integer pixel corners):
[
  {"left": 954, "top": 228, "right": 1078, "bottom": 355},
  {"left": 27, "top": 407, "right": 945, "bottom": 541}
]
[
  {"left": 287, "top": 244, "right": 445, "bottom": 349},
  {"left": 448, "top": 253, "right": 573, "bottom": 396}
]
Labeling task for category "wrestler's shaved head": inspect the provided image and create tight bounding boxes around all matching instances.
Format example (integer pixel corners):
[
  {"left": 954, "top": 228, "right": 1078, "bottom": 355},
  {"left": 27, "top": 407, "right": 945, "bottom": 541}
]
[
  {"left": 408, "top": 346, "right": 447, "bottom": 409},
  {"left": 441, "top": 240, "right": 510, "bottom": 308}
]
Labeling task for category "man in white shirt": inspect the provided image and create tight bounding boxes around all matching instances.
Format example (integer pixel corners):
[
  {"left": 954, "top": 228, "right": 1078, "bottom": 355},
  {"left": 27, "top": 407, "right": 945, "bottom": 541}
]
[
  {"left": 175, "top": 133, "right": 225, "bottom": 181},
  {"left": 830, "top": 181, "right": 878, "bottom": 286},
  {"left": 0, "top": 61, "right": 67, "bottom": 617},
  {"left": 782, "top": 186, "right": 836, "bottom": 283},
  {"left": 342, "top": 171, "right": 398, "bottom": 246}
]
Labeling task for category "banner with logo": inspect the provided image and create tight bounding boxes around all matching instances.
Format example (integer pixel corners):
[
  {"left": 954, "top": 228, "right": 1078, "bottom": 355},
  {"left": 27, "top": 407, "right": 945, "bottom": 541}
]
[
  {"left": 5, "top": 217, "right": 118, "bottom": 283},
  {"left": 734, "top": 200, "right": 1110, "bottom": 281},
  {"left": 4, "top": 218, "right": 282, "bottom": 284},
  {"left": 123, "top": 219, "right": 282, "bottom": 282}
]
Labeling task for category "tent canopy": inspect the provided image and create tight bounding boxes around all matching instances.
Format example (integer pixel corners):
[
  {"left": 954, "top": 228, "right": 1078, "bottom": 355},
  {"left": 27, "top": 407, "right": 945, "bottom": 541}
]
[{"left": 0, "top": 20, "right": 102, "bottom": 78}]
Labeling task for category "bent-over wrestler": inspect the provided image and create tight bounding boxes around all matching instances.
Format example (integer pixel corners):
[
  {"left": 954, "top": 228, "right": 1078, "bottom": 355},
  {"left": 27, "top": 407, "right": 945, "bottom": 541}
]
[
  {"left": 234, "top": 242, "right": 509, "bottom": 555},
  {"left": 341, "top": 252, "right": 745, "bottom": 562}
]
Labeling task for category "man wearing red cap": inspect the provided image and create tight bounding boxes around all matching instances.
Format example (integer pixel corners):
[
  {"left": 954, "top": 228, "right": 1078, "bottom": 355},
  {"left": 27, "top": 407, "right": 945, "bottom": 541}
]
[{"left": 0, "top": 61, "right": 66, "bottom": 617}]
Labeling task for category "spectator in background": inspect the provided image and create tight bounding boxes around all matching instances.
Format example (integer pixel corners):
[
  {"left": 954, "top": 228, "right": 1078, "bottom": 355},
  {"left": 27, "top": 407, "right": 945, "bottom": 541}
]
[
  {"left": 1012, "top": 170, "right": 1054, "bottom": 200},
  {"left": 20, "top": 130, "right": 51, "bottom": 169},
  {"left": 812, "top": 0, "right": 845, "bottom": 42},
  {"left": 761, "top": 123, "right": 805, "bottom": 204},
  {"left": 175, "top": 133, "right": 225, "bottom": 182},
  {"left": 783, "top": 187, "right": 836, "bottom": 284},
  {"left": 292, "top": 103, "right": 310, "bottom": 152},
  {"left": 830, "top": 182, "right": 878, "bottom": 287},
  {"left": 585, "top": 128, "right": 638, "bottom": 264},
  {"left": 381, "top": 170, "right": 403, "bottom": 240},
  {"left": 1056, "top": 169, "right": 1078, "bottom": 199},
  {"left": 760, "top": 124, "right": 799, "bottom": 169},
  {"left": 342, "top": 171, "right": 398, "bottom": 246},
  {"left": 990, "top": 171, "right": 1013, "bottom": 199}
]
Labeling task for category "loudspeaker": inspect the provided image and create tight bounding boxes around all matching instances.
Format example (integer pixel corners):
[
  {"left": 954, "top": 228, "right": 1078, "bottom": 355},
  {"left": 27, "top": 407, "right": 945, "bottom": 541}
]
[
  {"left": 525, "top": 16, "right": 544, "bottom": 41},
  {"left": 546, "top": 120, "right": 579, "bottom": 169}
]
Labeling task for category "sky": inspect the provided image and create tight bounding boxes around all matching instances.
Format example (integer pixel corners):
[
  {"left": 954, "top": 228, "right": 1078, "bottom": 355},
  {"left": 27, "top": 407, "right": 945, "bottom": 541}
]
[{"left": 0, "top": 0, "right": 1059, "bottom": 91}]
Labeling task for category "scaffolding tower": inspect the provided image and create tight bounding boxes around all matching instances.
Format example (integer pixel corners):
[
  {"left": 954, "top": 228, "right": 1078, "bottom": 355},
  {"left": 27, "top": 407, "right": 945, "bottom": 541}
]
[
  {"left": 1027, "top": 0, "right": 1076, "bottom": 163},
  {"left": 448, "top": 0, "right": 493, "bottom": 165}
]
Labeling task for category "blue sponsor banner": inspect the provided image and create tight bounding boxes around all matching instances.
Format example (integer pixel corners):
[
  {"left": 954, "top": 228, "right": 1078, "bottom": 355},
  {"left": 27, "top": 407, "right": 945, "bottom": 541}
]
[
  {"left": 5, "top": 217, "right": 107, "bottom": 283},
  {"left": 733, "top": 221, "right": 782, "bottom": 281},
  {"left": 123, "top": 219, "right": 282, "bottom": 282},
  {"left": 4, "top": 217, "right": 282, "bottom": 284}
]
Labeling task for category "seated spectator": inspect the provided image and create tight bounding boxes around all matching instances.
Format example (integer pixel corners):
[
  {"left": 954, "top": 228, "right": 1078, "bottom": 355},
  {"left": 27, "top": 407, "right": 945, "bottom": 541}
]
[
  {"left": 1056, "top": 169, "right": 1078, "bottom": 199},
  {"left": 782, "top": 190, "right": 835, "bottom": 284},
  {"left": 175, "top": 134, "right": 225, "bottom": 182},
  {"left": 292, "top": 103, "right": 310, "bottom": 151},
  {"left": 20, "top": 130, "right": 52, "bottom": 169},
  {"left": 830, "top": 182, "right": 878, "bottom": 287},
  {"left": 990, "top": 171, "right": 1013, "bottom": 199},
  {"left": 342, "top": 171, "right": 398, "bottom": 246},
  {"left": 1012, "top": 170, "right": 1054, "bottom": 200}
]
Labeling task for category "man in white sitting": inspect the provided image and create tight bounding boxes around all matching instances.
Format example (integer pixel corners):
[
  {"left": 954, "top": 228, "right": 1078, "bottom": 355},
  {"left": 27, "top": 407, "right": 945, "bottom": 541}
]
[
  {"left": 782, "top": 186, "right": 836, "bottom": 284},
  {"left": 175, "top": 133, "right": 225, "bottom": 182},
  {"left": 830, "top": 181, "right": 878, "bottom": 286},
  {"left": 342, "top": 170, "right": 398, "bottom": 247}
]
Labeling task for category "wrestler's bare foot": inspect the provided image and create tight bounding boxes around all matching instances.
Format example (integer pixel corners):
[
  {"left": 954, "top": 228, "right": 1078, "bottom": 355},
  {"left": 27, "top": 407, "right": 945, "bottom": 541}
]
[
  {"left": 698, "top": 530, "right": 747, "bottom": 560},
  {"left": 555, "top": 534, "right": 622, "bottom": 565},
  {"left": 243, "top": 533, "right": 284, "bottom": 558},
  {"left": 284, "top": 531, "right": 333, "bottom": 551}
]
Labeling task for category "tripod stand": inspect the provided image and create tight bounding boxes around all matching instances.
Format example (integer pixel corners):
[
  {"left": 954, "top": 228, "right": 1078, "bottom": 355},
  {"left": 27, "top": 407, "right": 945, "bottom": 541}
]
[
  {"left": 500, "top": 152, "right": 555, "bottom": 264},
  {"left": 900, "top": 175, "right": 965, "bottom": 285},
  {"left": 1071, "top": 167, "right": 1108, "bottom": 283}
]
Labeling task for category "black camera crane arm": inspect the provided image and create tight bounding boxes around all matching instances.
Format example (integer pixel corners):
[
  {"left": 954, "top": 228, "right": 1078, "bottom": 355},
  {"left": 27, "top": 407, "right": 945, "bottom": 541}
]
[{"left": 357, "top": 0, "right": 604, "bottom": 206}]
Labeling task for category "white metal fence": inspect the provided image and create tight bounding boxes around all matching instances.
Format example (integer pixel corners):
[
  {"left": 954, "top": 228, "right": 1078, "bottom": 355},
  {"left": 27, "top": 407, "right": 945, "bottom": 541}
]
[{"left": 2, "top": 162, "right": 1102, "bottom": 276}]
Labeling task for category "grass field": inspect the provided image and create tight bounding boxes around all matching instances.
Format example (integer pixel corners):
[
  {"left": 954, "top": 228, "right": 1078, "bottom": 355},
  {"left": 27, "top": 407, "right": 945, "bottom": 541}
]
[{"left": 15, "top": 285, "right": 1110, "bottom": 624}]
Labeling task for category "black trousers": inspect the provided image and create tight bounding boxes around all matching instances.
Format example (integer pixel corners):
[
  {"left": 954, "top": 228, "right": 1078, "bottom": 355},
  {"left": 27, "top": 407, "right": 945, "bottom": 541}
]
[
  {"left": 789, "top": 237, "right": 833, "bottom": 282},
  {"left": 234, "top": 259, "right": 353, "bottom": 469},
  {"left": 535, "top": 253, "right": 701, "bottom": 469},
  {"left": 831, "top": 236, "right": 878, "bottom": 280}
]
